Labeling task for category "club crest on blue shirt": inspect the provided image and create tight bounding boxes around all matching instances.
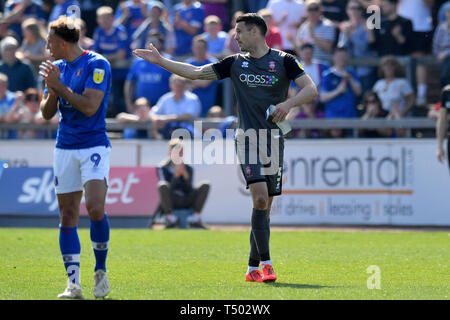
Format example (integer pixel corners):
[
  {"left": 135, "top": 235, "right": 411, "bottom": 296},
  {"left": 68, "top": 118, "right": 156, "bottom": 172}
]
[{"left": 93, "top": 68, "right": 105, "bottom": 84}]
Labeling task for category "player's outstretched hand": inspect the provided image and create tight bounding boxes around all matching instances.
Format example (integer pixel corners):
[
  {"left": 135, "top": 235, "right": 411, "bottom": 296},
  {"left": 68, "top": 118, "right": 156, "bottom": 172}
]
[{"left": 133, "top": 43, "right": 162, "bottom": 65}]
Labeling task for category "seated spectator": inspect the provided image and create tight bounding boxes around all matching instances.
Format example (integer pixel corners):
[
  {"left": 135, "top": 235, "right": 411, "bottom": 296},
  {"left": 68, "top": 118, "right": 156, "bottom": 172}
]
[
  {"left": 19, "top": 18, "right": 49, "bottom": 77},
  {"left": 291, "top": 99, "right": 325, "bottom": 139},
  {"left": 77, "top": 18, "right": 94, "bottom": 50},
  {"left": 372, "top": 55, "right": 415, "bottom": 118},
  {"left": 116, "top": 97, "right": 160, "bottom": 139},
  {"left": 4, "top": 88, "right": 57, "bottom": 139},
  {"left": 295, "top": 0, "right": 336, "bottom": 64},
  {"left": 201, "top": 15, "right": 227, "bottom": 59},
  {"left": 124, "top": 31, "right": 172, "bottom": 111},
  {"left": 320, "top": 47, "right": 361, "bottom": 138},
  {"left": 0, "top": 36, "right": 36, "bottom": 92},
  {"left": 114, "top": 0, "right": 148, "bottom": 40},
  {"left": 157, "top": 138, "right": 210, "bottom": 228},
  {"left": 433, "top": 2, "right": 450, "bottom": 87},
  {"left": 0, "top": 73, "right": 16, "bottom": 124},
  {"left": 49, "top": 0, "right": 80, "bottom": 22},
  {"left": 150, "top": 74, "right": 202, "bottom": 139},
  {"left": 359, "top": 90, "right": 393, "bottom": 138},
  {"left": 337, "top": 0, "right": 377, "bottom": 94},
  {"left": 171, "top": 0, "right": 204, "bottom": 58},
  {"left": 267, "top": 0, "right": 305, "bottom": 54},
  {"left": 93, "top": 6, "right": 130, "bottom": 117},
  {"left": 185, "top": 35, "right": 219, "bottom": 117},
  {"left": 3, "top": 0, "right": 46, "bottom": 42},
  {"left": 257, "top": 9, "right": 282, "bottom": 50},
  {"left": 224, "top": 10, "right": 243, "bottom": 55}
]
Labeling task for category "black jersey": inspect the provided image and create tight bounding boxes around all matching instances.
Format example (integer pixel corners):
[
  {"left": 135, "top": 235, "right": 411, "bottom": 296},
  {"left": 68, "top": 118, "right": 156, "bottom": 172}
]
[{"left": 212, "top": 48, "right": 305, "bottom": 132}]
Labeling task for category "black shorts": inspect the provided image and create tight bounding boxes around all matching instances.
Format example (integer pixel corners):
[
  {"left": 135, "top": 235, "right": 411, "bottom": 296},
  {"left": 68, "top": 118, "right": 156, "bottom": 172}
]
[{"left": 235, "top": 135, "right": 284, "bottom": 197}]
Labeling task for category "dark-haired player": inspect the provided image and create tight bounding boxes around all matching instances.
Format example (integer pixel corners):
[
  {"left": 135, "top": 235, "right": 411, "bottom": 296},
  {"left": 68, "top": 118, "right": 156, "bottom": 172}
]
[
  {"left": 134, "top": 13, "right": 318, "bottom": 282},
  {"left": 39, "top": 16, "right": 112, "bottom": 298}
]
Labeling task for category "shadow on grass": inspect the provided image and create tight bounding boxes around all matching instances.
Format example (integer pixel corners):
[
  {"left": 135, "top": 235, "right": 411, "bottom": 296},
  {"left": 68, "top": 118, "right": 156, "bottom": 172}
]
[{"left": 264, "top": 282, "right": 336, "bottom": 289}]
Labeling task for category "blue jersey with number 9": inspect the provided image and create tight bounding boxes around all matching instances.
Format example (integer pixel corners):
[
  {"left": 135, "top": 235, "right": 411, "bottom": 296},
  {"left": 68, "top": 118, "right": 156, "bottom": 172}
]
[{"left": 44, "top": 50, "right": 112, "bottom": 149}]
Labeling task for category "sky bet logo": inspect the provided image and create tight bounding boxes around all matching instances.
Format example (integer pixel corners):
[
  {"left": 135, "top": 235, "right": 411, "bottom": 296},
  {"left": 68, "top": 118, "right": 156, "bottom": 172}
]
[{"left": 239, "top": 73, "right": 279, "bottom": 87}]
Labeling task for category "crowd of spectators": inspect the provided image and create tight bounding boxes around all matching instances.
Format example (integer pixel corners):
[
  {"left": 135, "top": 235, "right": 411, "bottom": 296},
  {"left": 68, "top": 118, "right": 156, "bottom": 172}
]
[{"left": 0, "top": 0, "right": 449, "bottom": 140}]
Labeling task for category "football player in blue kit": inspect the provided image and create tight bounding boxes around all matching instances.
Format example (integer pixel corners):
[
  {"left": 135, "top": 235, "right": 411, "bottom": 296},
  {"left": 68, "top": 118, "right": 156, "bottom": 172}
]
[{"left": 39, "top": 16, "right": 112, "bottom": 299}]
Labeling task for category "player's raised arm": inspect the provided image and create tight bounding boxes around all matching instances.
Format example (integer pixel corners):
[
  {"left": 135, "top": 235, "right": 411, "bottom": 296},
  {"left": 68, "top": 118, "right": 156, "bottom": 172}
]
[{"left": 133, "top": 44, "right": 219, "bottom": 81}]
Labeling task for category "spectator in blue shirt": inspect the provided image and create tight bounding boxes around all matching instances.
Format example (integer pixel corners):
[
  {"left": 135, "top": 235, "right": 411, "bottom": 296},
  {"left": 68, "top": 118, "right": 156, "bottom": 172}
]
[
  {"left": 0, "top": 36, "right": 36, "bottom": 92},
  {"left": 3, "top": 0, "right": 47, "bottom": 42},
  {"left": 114, "top": 0, "right": 148, "bottom": 40},
  {"left": 319, "top": 47, "right": 361, "bottom": 137},
  {"left": 93, "top": 6, "right": 130, "bottom": 116},
  {"left": 49, "top": 0, "right": 80, "bottom": 22},
  {"left": 124, "top": 31, "right": 172, "bottom": 112},
  {"left": 150, "top": 74, "right": 201, "bottom": 139},
  {"left": 184, "top": 35, "right": 218, "bottom": 117},
  {"left": 201, "top": 15, "right": 227, "bottom": 59},
  {"left": 171, "top": 0, "right": 204, "bottom": 58}
]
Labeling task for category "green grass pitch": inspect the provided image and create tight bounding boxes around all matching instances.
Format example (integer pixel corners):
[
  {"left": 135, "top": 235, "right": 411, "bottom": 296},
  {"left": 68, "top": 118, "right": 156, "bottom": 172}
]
[{"left": 0, "top": 228, "right": 449, "bottom": 300}]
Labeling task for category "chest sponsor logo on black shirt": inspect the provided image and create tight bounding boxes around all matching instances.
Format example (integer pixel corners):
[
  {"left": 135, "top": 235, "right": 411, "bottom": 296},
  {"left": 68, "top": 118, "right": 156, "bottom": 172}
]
[{"left": 239, "top": 73, "right": 280, "bottom": 87}]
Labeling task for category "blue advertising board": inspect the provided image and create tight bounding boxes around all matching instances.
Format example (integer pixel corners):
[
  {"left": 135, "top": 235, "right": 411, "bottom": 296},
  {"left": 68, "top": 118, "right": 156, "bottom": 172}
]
[{"left": 0, "top": 167, "right": 58, "bottom": 215}]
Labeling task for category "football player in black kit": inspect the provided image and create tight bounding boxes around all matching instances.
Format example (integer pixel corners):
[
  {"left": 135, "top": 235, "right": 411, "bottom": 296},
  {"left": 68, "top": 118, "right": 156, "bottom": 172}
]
[{"left": 134, "top": 13, "right": 318, "bottom": 282}]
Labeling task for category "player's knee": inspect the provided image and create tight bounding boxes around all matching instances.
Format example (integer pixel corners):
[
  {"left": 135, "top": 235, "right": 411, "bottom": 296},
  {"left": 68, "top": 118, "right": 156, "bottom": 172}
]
[
  {"left": 85, "top": 202, "right": 105, "bottom": 221},
  {"left": 253, "top": 195, "right": 268, "bottom": 210}
]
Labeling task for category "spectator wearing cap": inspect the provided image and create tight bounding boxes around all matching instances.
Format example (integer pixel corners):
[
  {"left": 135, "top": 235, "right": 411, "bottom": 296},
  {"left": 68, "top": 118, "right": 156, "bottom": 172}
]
[
  {"left": 0, "top": 36, "right": 36, "bottom": 92},
  {"left": 433, "top": 2, "right": 450, "bottom": 87},
  {"left": 201, "top": 15, "right": 227, "bottom": 59},
  {"left": 171, "top": 0, "right": 204, "bottom": 58},
  {"left": 131, "top": 1, "right": 175, "bottom": 54},
  {"left": 125, "top": 31, "right": 172, "bottom": 111},
  {"left": 295, "top": 0, "right": 336, "bottom": 64},
  {"left": 185, "top": 35, "right": 219, "bottom": 116}
]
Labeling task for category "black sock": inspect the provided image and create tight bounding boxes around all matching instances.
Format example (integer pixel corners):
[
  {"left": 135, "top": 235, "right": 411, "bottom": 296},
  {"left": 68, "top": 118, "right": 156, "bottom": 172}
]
[
  {"left": 249, "top": 231, "right": 260, "bottom": 267},
  {"left": 251, "top": 208, "right": 270, "bottom": 262}
]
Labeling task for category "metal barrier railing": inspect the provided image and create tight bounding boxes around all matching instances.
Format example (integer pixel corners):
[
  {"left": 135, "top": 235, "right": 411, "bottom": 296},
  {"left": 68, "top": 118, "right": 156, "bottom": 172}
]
[{"left": 0, "top": 117, "right": 437, "bottom": 139}]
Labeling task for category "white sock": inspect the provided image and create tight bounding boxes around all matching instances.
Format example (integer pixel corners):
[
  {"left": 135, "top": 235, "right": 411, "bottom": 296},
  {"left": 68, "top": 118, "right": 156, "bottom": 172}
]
[
  {"left": 247, "top": 266, "right": 259, "bottom": 273},
  {"left": 261, "top": 260, "right": 272, "bottom": 266}
]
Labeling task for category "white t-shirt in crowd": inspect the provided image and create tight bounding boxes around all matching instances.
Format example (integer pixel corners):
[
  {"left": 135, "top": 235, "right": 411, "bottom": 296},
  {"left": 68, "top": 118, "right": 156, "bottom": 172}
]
[
  {"left": 397, "top": 0, "right": 433, "bottom": 32},
  {"left": 372, "top": 78, "right": 414, "bottom": 113},
  {"left": 267, "top": 0, "right": 306, "bottom": 50}
]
